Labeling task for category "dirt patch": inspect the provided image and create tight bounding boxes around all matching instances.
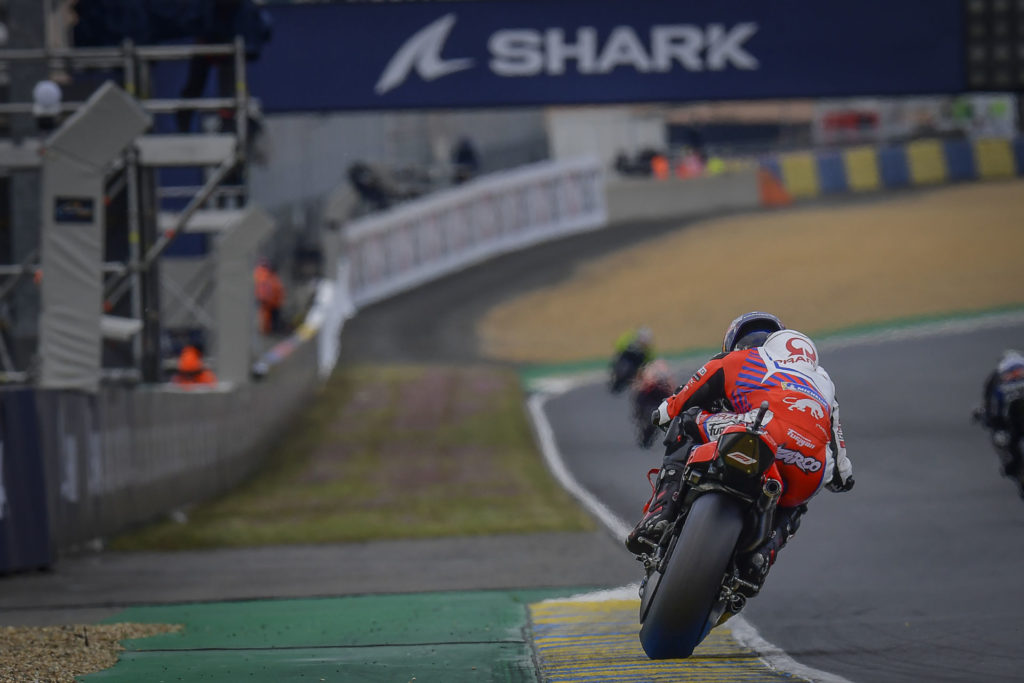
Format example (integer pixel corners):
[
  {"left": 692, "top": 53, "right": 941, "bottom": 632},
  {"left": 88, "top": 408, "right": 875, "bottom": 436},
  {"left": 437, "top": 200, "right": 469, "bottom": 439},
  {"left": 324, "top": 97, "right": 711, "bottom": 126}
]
[
  {"left": 478, "top": 180, "right": 1024, "bottom": 363},
  {"left": 0, "top": 623, "right": 181, "bottom": 683}
]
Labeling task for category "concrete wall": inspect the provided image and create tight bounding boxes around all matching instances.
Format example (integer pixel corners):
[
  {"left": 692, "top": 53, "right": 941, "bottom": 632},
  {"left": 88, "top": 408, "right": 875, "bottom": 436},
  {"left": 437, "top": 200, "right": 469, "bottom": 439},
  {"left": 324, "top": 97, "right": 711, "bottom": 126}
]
[
  {"left": 605, "top": 168, "right": 761, "bottom": 225},
  {"left": 10, "top": 338, "right": 319, "bottom": 559}
]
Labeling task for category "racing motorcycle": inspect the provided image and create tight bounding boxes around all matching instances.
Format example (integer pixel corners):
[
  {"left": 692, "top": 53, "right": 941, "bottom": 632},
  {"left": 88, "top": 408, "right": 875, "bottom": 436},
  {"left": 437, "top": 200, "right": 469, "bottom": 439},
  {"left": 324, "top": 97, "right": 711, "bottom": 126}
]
[
  {"left": 609, "top": 347, "right": 647, "bottom": 394},
  {"left": 631, "top": 363, "right": 674, "bottom": 449},
  {"left": 634, "top": 401, "right": 784, "bottom": 659},
  {"left": 973, "top": 402, "right": 1024, "bottom": 498}
]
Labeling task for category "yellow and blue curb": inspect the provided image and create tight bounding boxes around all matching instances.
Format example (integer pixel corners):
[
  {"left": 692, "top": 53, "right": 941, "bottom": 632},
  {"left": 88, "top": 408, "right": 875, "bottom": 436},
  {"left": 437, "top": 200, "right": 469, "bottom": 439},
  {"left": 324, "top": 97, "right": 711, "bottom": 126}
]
[
  {"left": 759, "top": 135, "right": 1024, "bottom": 203},
  {"left": 529, "top": 587, "right": 809, "bottom": 682}
]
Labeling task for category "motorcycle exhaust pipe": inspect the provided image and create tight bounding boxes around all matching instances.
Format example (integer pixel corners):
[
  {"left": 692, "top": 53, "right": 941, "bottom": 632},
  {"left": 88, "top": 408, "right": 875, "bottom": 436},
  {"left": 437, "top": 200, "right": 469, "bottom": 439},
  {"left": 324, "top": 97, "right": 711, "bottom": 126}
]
[{"left": 741, "top": 478, "right": 783, "bottom": 553}]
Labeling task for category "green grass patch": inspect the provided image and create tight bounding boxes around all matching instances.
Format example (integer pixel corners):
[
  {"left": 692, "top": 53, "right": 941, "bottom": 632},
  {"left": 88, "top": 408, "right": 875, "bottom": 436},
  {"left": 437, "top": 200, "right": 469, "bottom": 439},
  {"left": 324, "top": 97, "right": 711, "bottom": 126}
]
[{"left": 111, "top": 364, "right": 595, "bottom": 550}]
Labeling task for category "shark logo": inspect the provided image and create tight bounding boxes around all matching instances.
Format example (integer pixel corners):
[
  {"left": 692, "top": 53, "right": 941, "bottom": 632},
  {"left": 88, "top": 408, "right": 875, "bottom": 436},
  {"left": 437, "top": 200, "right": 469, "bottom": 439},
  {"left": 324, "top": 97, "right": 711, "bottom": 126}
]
[{"left": 375, "top": 14, "right": 473, "bottom": 95}]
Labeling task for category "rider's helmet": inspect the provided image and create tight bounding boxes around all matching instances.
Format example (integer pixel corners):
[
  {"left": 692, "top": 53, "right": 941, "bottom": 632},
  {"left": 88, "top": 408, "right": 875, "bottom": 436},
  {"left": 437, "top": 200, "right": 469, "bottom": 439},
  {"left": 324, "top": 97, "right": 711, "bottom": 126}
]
[
  {"left": 722, "top": 312, "right": 785, "bottom": 352},
  {"left": 997, "top": 349, "right": 1024, "bottom": 378},
  {"left": 636, "top": 326, "right": 654, "bottom": 346},
  {"left": 763, "top": 329, "right": 819, "bottom": 372}
]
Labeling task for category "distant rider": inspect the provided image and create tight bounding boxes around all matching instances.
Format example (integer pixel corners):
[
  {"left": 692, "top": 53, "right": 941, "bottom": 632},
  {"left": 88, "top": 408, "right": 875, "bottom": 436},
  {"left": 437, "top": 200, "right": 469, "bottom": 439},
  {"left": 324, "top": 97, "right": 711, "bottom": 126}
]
[
  {"left": 625, "top": 312, "right": 854, "bottom": 581},
  {"left": 610, "top": 326, "right": 656, "bottom": 393},
  {"left": 974, "top": 349, "right": 1024, "bottom": 496},
  {"left": 632, "top": 359, "right": 675, "bottom": 448}
]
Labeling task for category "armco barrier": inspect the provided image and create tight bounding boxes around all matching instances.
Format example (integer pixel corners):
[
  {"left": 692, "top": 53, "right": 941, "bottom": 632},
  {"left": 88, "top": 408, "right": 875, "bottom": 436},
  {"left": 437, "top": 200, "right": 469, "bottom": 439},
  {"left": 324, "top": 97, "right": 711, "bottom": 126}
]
[
  {"left": 343, "top": 158, "right": 607, "bottom": 308},
  {"left": 761, "top": 136, "right": 1024, "bottom": 202}
]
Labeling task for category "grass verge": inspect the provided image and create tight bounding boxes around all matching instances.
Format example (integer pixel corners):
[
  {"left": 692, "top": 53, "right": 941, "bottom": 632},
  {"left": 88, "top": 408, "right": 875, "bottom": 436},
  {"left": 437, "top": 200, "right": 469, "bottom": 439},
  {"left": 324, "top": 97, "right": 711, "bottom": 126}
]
[{"left": 110, "top": 364, "right": 595, "bottom": 551}]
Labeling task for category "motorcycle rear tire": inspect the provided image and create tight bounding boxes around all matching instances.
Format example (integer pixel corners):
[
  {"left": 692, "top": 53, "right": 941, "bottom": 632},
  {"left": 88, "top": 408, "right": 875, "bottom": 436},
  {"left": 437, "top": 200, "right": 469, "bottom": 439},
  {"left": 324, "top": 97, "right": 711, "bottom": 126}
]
[{"left": 638, "top": 492, "right": 744, "bottom": 660}]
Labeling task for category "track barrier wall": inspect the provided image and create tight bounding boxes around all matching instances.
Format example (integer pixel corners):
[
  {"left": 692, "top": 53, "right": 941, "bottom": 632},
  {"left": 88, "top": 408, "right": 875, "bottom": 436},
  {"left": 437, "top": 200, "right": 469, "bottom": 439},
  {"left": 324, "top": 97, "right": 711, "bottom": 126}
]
[
  {"left": 758, "top": 136, "right": 1024, "bottom": 204},
  {"left": 0, "top": 338, "right": 319, "bottom": 572},
  {"left": 605, "top": 169, "right": 761, "bottom": 224},
  {"left": 45, "top": 338, "right": 318, "bottom": 553}
]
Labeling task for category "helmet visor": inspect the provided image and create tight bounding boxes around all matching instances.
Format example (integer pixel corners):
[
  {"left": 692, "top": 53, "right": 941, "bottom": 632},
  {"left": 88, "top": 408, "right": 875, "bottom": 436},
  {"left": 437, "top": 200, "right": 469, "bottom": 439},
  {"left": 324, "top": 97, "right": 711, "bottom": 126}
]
[{"left": 733, "top": 330, "right": 771, "bottom": 350}]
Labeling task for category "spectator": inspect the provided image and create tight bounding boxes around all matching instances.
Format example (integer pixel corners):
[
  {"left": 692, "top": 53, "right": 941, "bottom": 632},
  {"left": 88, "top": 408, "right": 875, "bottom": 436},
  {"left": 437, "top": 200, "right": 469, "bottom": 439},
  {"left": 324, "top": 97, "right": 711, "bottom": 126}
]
[
  {"left": 348, "top": 161, "right": 392, "bottom": 212},
  {"left": 675, "top": 149, "right": 705, "bottom": 179},
  {"left": 451, "top": 137, "right": 480, "bottom": 184},
  {"left": 254, "top": 259, "right": 284, "bottom": 335},
  {"left": 172, "top": 344, "right": 217, "bottom": 385},
  {"left": 650, "top": 153, "right": 670, "bottom": 179},
  {"left": 176, "top": 0, "right": 272, "bottom": 133}
]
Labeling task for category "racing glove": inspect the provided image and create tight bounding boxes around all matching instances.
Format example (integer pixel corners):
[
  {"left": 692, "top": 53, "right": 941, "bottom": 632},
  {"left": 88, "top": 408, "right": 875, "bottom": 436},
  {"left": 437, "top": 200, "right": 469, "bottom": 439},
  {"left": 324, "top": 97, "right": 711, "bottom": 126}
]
[
  {"left": 825, "top": 476, "right": 855, "bottom": 493},
  {"left": 652, "top": 399, "right": 671, "bottom": 427},
  {"left": 825, "top": 447, "right": 854, "bottom": 492}
]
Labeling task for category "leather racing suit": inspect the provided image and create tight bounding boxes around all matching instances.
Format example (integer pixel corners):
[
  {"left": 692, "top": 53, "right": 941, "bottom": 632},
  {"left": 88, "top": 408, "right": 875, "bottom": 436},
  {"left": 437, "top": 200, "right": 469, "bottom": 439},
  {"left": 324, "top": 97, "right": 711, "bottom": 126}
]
[{"left": 656, "top": 330, "right": 852, "bottom": 508}]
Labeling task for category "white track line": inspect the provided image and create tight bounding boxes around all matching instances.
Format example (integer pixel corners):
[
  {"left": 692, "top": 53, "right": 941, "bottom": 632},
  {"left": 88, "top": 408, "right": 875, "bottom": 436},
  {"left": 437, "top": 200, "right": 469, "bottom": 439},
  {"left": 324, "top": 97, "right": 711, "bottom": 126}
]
[{"left": 523, "top": 310, "right": 1024, "bottom": 682}]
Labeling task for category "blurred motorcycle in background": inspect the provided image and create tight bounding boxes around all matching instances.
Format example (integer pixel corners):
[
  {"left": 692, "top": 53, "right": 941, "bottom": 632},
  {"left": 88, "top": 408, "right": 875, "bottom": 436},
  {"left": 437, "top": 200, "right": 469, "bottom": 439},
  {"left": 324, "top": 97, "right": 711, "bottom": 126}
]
[
  {"left": 631, "top": 360, "right": 675, "bottom": 448},
  {"left": 609, "top": 327, "right": 655, "bottom": 393},
  {"left": 973, "top": 350, "right": 1024, "bottom": 498}
]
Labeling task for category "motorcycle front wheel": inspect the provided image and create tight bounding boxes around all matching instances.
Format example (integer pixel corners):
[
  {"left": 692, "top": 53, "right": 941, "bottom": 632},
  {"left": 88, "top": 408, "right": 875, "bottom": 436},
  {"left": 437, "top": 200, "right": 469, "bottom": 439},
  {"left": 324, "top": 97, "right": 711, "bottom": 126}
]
[{"left": 639, "top": 492, "right": 744, "bottom": 660}]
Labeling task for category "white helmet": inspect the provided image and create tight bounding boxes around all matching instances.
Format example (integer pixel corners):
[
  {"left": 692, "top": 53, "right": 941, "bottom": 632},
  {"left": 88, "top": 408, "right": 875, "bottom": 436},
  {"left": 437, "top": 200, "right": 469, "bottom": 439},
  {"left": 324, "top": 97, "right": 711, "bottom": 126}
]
[
  {"left": 998, "top": 350, "right": 1024, "bottom": 373},
  {"left": 761, "top": 330, "right": 819, "bottom": 372}
]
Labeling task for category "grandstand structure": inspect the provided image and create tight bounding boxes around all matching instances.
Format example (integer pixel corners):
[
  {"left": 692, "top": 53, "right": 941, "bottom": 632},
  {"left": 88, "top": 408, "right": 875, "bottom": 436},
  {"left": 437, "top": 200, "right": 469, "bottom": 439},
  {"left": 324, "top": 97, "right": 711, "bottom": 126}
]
[{"left": 0, "top": 34, "right": 265, "bottom": 385}]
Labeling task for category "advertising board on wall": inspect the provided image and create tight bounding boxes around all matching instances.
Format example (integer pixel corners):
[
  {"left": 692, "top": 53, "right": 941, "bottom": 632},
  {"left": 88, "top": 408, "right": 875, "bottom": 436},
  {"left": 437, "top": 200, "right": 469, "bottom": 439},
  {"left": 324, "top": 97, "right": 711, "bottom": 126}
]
[{"left": 250, "top": 0, "right": 965, "bottom": 112}]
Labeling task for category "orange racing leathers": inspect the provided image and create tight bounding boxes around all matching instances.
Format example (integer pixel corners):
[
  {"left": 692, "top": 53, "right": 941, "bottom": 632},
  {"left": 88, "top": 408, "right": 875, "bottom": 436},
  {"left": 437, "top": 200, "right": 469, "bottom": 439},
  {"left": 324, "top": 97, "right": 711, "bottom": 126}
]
[{"left": 656, "top": 330, "right": 851, "bottom": 508}]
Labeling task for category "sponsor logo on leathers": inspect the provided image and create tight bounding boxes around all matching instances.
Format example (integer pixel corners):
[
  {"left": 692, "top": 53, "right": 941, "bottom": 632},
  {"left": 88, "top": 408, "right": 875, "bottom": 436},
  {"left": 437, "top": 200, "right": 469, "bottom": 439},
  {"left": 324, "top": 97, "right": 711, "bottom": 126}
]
[
  {"left": 700, "top": 409, "right": 774, "bottom": 439},
  {"left": 781, "top": 381, "right": 828, "bottom": 406},
  {"left": 775, "top": 447, "right": 822, "bottom": 473},
  {"left": 681, "top": 364, "right": 709, "bottom": 392},
  {"left": 786, "top": 427, "right": 816, "bottom": 450},
  {"left": 785, "top": 337, "right": 817, "bottom": 363},
  {"left": 783, "top": 396, "right": 824, "bottom": 419},
  {"left": 377, "top": 14, "right": 759, "bottom": 93}
]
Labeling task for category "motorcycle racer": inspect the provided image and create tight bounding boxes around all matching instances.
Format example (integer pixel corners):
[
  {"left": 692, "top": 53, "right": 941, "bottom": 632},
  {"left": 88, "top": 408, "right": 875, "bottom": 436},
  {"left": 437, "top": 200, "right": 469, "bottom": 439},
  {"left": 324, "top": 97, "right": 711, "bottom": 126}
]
[
  {"left": 609, "top": 326, "right": 656, "bottom": 393},
  {"left": 625, "top": 312, "right": 854, "bottom": 580},
  {"left": 631, "top": 359, "right": 675, "bottom": 448},
  {"left": 974, "top": 349, "right": 1024, "bottom": 496}
]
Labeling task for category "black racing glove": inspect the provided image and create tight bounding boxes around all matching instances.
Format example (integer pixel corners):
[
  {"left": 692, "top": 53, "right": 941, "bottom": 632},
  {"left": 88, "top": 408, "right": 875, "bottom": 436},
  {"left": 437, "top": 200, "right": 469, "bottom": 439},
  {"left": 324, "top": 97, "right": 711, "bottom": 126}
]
[
  {"left": 679, "top": 406, "right": 704, "bottom": 441},
  {"left": 826, "top": 476, "right": 855, "bottom": 493}
]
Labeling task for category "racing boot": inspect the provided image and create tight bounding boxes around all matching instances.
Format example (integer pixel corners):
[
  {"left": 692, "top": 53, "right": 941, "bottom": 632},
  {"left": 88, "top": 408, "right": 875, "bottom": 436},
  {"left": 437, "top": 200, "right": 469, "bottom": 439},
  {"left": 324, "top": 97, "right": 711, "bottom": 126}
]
[
  {"left": 743, "top": 504, "right": 807, "bottom": 584},
  {"left": 625, "top": 466, "right": 684, "bottom": 555}
]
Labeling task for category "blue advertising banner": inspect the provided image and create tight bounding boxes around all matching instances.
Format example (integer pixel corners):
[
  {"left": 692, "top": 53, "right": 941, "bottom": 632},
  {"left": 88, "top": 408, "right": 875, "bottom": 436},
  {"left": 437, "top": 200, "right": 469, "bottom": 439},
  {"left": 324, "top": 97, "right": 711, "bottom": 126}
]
[{"left": 247, "top": 0, "right": 966, "bottom": 112}]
